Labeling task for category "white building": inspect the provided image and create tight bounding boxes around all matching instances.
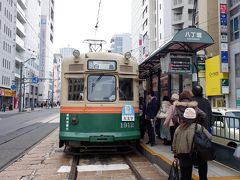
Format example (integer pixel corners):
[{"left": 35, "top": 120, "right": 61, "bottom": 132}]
[
  {"left": 14, "top": 0, "right": 41, "bottom": 109},
  {"left": 157, "top": 0, "right": 172, "bottom": 46},
  {"left": 53, "top": 53, "right": 62, "bottom": 104},
  {"left": 131, "top": 0, "right": 157, "bottom": 63},
  {"left": 0, "top": 0, "right": 16, "bottom": 109},
  {"left": 131, "top": 0, "right": 194, "bottom": 63},
  {"left": 229, "top": 0, "right": 240, "bottom": 108},
  {"left": 38, "top": 0, "right": 54, "bottom": 104},
  {"left": 110, "top": 33, "right": 132, "bottom": 54},
  {"left": 60, "top": 47, "right": 74, "bottom": 59}
]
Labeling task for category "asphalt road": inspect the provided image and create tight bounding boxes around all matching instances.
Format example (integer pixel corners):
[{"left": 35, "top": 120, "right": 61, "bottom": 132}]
[{"left": 0, "top": 108, "right": 59, "bottom": 171}]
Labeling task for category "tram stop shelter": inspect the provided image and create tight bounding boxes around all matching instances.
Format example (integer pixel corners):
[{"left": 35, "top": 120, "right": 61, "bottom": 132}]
[{"left": 139, "top": 27, "right": 214, "bottom": 104}]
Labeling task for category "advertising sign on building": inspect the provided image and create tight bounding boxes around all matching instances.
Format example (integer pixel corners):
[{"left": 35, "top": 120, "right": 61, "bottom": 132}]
[
  {"left": 221, "top": 79, "right": 229, "bottom": 94},
  {"left": 220, "top": 4, "right": 227, "bottom": 13},
  {"left": 4, "top": 89, "right": 13, "bottom": 97},
  {"left": 0, "top": 89, "right": 4, "bottom": 96},
  {"left": 205, "top": 56, "right": 229, "bottom": 96},
  {"left": 219, "top": 2, "right": 229, "bottom": 73}
]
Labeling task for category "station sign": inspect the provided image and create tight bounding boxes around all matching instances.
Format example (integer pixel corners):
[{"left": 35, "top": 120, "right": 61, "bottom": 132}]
[{"left": 169, "top": 57, "right": 191, "bottom": 73}]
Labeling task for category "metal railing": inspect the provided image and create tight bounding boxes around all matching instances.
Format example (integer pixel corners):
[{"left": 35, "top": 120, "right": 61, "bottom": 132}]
[{"left": 211, "top": 115, "right": 240, "bottom": 142}]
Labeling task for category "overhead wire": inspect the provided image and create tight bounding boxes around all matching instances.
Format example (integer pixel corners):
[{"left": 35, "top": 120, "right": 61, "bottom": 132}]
[{"left": 94, "top": 0, "right": 102, "bottom": 39}]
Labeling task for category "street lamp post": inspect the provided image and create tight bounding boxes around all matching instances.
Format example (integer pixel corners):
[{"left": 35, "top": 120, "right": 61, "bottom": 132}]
[{"left": 18, "top": 57, "right": 36, "bottom": 112}]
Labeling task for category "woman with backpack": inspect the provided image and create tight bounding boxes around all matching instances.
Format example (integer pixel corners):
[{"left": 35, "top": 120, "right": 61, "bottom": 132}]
[{"left": 172, "top": 107, "right": 212, "bottom": 180}]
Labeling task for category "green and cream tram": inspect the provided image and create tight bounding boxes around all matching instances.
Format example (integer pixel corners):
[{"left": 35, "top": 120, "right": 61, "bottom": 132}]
[{"left": 59, "top": 50, "right": 140, "bottom": 148}]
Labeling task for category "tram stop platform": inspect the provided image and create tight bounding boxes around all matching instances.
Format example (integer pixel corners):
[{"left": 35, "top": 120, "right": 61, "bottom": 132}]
[{"left": 139, "top": 136, "right": 240, "bottom": 180}]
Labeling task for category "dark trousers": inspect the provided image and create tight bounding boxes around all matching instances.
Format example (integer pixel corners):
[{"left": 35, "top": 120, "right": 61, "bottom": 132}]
[
  {"left": 170, "top": 126, "right": 175, "bottom": 150},
  {"left": 146, "top": 120, "right": 155, "bottom": 144},
  {"left": 155, "top": 119, "right": 161, "bottom": 138},
  {"left": 198, "top": 161, "right": 208, "bottom": 180},
  {"left": 180, "top": 166, "right": 192, "bottom": 180},
  {"left": 140, "top": 117, "right": 146, "bottom": 139}
]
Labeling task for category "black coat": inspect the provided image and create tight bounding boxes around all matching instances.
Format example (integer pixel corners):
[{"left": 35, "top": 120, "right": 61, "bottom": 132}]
[
  {"left": 146, "top": 97, "right": 158, "bottom": 120},
  {"left": 139, "top": 101, "right": 146, "bottom": 117},
  {"left": 192, "top": 96, "right": 212, "bottom": 130}
]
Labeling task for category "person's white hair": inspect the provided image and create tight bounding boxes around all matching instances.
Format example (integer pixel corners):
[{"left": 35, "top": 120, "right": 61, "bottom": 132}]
[{"left": 171, "top": 93, "right": 179, "bottom": 101}]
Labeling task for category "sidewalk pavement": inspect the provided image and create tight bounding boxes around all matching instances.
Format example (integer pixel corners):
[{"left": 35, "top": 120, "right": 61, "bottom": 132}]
[{"left": 0, "top": 107, "right": 43, "bottom": 117}]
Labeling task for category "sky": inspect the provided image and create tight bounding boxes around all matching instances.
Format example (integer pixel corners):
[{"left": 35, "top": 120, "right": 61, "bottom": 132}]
[{"left": 54, "top": 0, "right": 132, "bottom": 53}]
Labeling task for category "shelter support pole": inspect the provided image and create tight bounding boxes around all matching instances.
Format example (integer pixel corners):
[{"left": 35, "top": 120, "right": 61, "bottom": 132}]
[
  {"left": 168, "top": 74, "right": 171, "bottom": 97},
  {"left": 158, "top": 68, "right": 161, "bottom": 108},
  {"left": 149, "top": 70, "right": 152, "bottom": 92},
  {"left": 179, "top": 74, "right": 183, "bottom": 93},
  {"left": 192, "top": 54, "right": 199, "bottom": 87}
]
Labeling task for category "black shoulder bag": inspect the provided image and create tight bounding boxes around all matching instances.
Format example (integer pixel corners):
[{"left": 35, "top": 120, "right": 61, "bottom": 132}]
[{"left": 191, "top": 123, "right": 216, "bottom": 163}]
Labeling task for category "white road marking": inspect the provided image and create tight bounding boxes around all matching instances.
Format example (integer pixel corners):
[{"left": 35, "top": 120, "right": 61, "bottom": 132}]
[
  {"left": 77, "top": 164, "right": 129, "bottom": 172},
  {"left": 57, "top": 166, "right": 71, "bottom": 173}
]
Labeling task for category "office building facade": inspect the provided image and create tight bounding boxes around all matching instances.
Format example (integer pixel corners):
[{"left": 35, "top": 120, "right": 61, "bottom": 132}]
[
  {"left": 38, "top": 0, "right": 54, "bottom": 104},
  {"left": 110, "top": 33, "right": 132, "bottom": 54},
  {"left": 0, "top": 0, "right": 16, "bottom": 110}
]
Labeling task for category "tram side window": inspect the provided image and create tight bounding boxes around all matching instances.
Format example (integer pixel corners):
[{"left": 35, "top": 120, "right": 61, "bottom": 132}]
[
  {"left": 68, "top": 78, "right": 84, "bottom": 101},
  {"left": 119, "top": 78, "right": 133, "bottom": 101}
]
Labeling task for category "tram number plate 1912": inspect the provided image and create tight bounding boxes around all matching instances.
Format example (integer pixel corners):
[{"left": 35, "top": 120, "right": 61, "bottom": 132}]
[{"left": 120, "top": 122, "right": 134, "bottom": 128}]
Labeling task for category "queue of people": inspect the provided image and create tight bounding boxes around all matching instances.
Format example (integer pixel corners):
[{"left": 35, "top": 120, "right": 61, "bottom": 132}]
[{"left": 139, "top": 85, "right": 213, "bottom": 180}]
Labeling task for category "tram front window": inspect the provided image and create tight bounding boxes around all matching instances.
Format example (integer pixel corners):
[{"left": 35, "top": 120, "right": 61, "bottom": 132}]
[
  {"left": 88, "top": 75, "right": 116, "bottom": 102},
  {"left": 119, "top": 78, "right": 133, "bottom": 101},
  {"left": 68, "top": 78, "right": 84, "bottom": 101}
]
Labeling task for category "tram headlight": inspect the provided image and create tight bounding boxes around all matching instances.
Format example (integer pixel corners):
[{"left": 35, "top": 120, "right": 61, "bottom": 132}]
[
  {"left": 124, "top": 52, "right": 131, "bottom": 60},
  {"left": 73, "top": 49, "right": 80, "bottom": 58},
  {"left": 71, "top": 116, "right": 78, "bottom": 125}
]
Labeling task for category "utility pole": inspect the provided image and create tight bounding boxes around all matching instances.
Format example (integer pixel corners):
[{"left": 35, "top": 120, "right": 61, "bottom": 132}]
[
  {"left": 51, "top": 66, "right": 54, "bottom": 107},
  {"left": 18, "top": 62, "right": 23, "bottom": 112},
  {"left": 31, "top": 85, "right": 35, "bottom": 111},
  {"left": 18, "top": 57, "right": 36, "bottom": 112}
]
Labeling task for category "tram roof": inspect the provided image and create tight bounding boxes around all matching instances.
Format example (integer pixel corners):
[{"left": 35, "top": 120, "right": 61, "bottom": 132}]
[{"left": 139, "top": 27, "right": 214, "bottom": 75}]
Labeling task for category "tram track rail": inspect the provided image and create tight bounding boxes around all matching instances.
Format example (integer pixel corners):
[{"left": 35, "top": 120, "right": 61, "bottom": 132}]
[
  {"left": 124, "top": 155, "right": 144, "bottom": 180},
  {"left": 66, "top": 148, "right": 164, "bottom": 180},
  {"left": 68, "top": 155, "right": 79, "bottom": 180}
]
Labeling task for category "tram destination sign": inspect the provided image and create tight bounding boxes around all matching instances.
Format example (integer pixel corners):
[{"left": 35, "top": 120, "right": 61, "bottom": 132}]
[
  {"left": 169, "top": 57, "right": 191, "bottom": 73},
  {"left": 88, "top": 60, "right": 116, "bottom": 71}
]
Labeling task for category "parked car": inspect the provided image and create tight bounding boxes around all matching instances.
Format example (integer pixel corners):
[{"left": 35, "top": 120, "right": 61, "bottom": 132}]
[{"left": 211, "top": 108, "right": 240, "bottom": 148}]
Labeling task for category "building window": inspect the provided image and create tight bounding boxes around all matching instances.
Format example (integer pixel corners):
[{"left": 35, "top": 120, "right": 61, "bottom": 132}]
[
  {"left": 230, "top": 16, "right": 240, "bottom": 41},
  {"left": 230, "top": 0, "right": 240, "bottom": 8},
  {"left": 236, "top": 53, "right": 240, "bottom": 77}
]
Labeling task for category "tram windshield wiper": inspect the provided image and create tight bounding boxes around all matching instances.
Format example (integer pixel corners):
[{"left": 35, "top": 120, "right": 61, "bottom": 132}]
[{"left": 91, "top": 75, "right": 103, "bottom": 92}]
